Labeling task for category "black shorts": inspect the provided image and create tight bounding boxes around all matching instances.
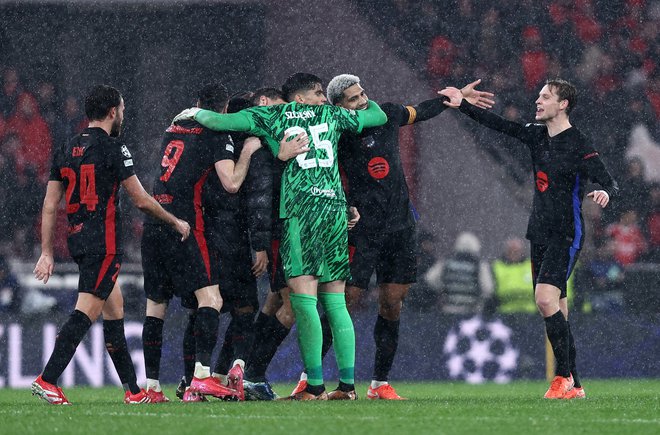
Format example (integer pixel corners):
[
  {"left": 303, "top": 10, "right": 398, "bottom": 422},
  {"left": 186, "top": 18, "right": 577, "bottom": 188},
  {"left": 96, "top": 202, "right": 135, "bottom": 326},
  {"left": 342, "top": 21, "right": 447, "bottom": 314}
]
[
  {"left": 268, "top": 239, "right": 288, "bottom": 293},
  {"left": 531, "top": 242, "right": 580, "bottom": 299},
  {"left": 210, "top": 222, "right": 259, "bottom": 313},
  {"left": 142, "top": 225, "right": 218, "bottom": 309},
  {"left": 74, "top": 254, "right": 122, "bottom": 300},
  {"left": 347, "top": 225, "right": 417, "bottom": 290}
]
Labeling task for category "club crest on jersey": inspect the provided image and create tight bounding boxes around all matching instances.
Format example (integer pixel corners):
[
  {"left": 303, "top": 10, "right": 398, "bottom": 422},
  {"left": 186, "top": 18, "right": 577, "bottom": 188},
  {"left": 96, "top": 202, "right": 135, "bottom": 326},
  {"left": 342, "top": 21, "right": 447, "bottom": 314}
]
[
  {"left": 285, "top": 110, "right": 316, "bottom": 120},
  {"left": 310, "top": 186, "right": 336, "bottom": 198},
  {"left": 120, "top": 145, "right": 132, "bottom": 158},
  {"left": 361, "top": 136, "right": 375, "bottom": 148}
]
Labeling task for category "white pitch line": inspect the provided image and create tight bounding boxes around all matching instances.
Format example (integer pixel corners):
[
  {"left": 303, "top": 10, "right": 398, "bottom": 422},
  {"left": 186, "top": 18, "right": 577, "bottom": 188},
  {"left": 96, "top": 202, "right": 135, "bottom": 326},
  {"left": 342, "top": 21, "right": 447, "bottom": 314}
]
[{"left": 0, "top": 409, "right": 656, "bottom": 425}]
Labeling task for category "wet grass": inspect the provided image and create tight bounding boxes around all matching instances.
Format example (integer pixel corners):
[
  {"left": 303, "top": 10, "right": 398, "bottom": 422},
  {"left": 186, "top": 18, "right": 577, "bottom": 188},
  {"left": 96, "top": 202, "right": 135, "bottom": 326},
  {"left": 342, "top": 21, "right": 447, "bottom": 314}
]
[{"left": 0, "top": 380, "right": 658, "bottom": 434}]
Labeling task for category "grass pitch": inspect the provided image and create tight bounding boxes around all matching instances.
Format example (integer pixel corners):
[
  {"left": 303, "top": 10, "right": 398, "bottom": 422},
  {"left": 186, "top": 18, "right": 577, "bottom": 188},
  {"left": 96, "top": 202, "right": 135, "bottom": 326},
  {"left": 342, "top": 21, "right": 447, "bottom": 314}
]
[{"left": 1, "top": 380, "right": 658, "bottom": 435}]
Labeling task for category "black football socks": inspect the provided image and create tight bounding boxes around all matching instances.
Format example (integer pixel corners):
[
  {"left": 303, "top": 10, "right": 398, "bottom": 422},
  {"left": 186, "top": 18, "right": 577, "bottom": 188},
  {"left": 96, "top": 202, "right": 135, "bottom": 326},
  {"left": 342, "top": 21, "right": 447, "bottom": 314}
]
[
  {"left": 104, "top": 318, "right": 140, "bottom": 394},
  {"left": 567, "top": 321, "right": 581, "bottom": 387},
  {"left": 182, "top": 312, "right": 197, "bottom": 384},
  {"left": 245, "top": 312, "right": 290, "bottom": 382},
  {"left": 194, "top": 307, "right": 220, "bottom": 368},
  {"left": 544, "top": 310, "right": 570, "bottom": 378},
  {"left": 142, "top": 316, "right": 164, "bottom": 381},
  {"left": 42, "top": 310, "right": 92, "bottom": 385},
  {"left": 373, "top": 315, "right": 400, "bottom": 381}
]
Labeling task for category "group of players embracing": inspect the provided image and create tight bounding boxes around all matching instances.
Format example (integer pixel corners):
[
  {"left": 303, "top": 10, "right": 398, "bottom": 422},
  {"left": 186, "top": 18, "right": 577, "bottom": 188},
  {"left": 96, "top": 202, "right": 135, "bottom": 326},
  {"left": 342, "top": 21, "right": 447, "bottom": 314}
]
[{"left": 31, "top": 70, "right": 616, "bottom": 405}]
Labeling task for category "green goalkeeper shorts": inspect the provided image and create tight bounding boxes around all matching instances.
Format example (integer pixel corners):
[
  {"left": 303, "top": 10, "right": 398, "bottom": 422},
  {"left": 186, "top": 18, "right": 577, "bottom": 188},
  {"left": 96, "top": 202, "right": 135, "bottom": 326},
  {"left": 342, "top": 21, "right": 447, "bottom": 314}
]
[{"left": 280, "top": 203, "right": 350, "bottom": 283}]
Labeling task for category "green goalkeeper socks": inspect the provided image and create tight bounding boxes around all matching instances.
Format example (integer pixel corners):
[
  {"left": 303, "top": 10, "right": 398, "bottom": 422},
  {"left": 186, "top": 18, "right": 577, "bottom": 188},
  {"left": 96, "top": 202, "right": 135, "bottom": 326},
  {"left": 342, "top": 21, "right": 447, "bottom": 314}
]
[
  {"left": 319, "top": 292, "right": 355, "bottom": 384},
  {"left": 289, "top": 293, "right": 323, "bottom": 386}
]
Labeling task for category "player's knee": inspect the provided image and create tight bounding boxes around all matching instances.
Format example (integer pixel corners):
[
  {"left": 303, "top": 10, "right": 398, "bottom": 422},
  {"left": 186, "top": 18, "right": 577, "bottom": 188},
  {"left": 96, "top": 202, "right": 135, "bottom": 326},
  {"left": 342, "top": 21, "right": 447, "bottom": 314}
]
[
  {"left": 276, "top": 305, "right": 295, "bottom": 329},
  {"left": 535, "top": 295, "right": 556, "bottom": 314}
]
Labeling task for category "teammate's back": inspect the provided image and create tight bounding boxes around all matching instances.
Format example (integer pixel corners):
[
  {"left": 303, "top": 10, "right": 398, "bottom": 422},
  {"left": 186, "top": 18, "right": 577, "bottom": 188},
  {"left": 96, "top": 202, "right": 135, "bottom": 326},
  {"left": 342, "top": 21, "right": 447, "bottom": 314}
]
[{"left": 52, "top": 127, "right": 135, "bottom": 257}]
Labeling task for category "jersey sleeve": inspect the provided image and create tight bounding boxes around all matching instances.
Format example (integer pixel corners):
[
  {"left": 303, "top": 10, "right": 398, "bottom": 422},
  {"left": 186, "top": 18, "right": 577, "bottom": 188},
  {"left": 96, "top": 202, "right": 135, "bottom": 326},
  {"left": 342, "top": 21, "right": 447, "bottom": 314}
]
[
  {"left": 579, "top": 134, "right": 619, "bottom": 199},
  {"left": 48, "top": 143, "right": 63, "bottom": 182},
  {"left": 209, "top": 131, "right": 236, "bottom": 163},
  {"left": 403, "top": 96, "right": 449, "bottom": 126},
  {"left": 194, "top": 109, "right": 255, "bottom": 133},
  {"left": 458, "top": 99, "right": 537, "bottom": 146},
  {"left": 112, "top": 141, "right": 137, "bottom": 181},
  {"left": 381, "top": 103, "right": 409, "bottom": 127}
]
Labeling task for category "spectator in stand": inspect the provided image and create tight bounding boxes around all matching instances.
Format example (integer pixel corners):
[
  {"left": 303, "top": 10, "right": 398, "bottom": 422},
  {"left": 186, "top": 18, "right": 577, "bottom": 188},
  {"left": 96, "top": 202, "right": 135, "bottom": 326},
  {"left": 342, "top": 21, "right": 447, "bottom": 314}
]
[
  {"left": 62, "top": 95, "right": 87, "bottom": 140},
  {"left": 646, "top": 69, "right": 660, "bottom": 122},
  {"left": 607, "top": 207, "right": 647, "bottom": 266},
  {"left": 0, "top": 255, "right": 21, "bottom": 313},
  {"left": 612, "top": 157, "right": 651, "bottom": 219},
  {"left": 643, "top": 182, "right": 660, "bottom": 262},
  {"left": 572, "top": 1, "right": 602, "bottom": 45},
  {"left": 408, "top": 230, "right": 440, "bottom": 312},
  {"left": 36, "top": 82, "right": 64, "bottom": 146},
  {"left": 5, "top": 92, "right": 53, "bottom": 183},
  {"left": 492, "top": 237, "right": 535, "bottom": 314},
  {"left": 427, "top": 35, "right": 455, "bottom": 89},
  {"left": 425, "top": 232, "right": 493, "bottom": 316},
  {"left": 0, "top": 68, "right": 23, "bottom": 118},
  {"left": 575, "top": 240, "right": 625, "bottom": 313},
  {"left": 520, "top": 25, "right": 548, "bottom": 91}
]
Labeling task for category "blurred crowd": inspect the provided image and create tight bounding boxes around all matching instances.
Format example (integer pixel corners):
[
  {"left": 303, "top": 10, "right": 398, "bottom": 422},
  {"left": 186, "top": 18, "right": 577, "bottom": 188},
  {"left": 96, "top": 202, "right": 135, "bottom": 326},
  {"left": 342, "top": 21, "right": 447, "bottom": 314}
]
[{"left": 360, "top": 0, "right": 659, "bottom": 169}]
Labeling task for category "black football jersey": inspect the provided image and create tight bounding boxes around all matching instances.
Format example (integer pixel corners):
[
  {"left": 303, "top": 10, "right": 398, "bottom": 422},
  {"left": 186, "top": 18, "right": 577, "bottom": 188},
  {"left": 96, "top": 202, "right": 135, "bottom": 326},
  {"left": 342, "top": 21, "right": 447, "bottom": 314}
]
[
  {"left": 459, "top": 100, "right": 619, "bottom": 247},
  {"left": 339, "top": 99, "right": 447, "bottom": 233},
  {"left": 49, "top": 127, "right": 136, "bottom": 257},
  {"left": 148, "top": 120, "right": 234, "bottom": 230}
]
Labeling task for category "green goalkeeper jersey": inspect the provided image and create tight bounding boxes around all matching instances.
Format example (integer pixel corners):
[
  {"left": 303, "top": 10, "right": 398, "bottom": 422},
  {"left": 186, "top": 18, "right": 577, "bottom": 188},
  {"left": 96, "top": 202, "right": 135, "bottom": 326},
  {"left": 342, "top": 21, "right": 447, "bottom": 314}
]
[{"left": 194, "top": 101, "right": 386, "bottom": 218}]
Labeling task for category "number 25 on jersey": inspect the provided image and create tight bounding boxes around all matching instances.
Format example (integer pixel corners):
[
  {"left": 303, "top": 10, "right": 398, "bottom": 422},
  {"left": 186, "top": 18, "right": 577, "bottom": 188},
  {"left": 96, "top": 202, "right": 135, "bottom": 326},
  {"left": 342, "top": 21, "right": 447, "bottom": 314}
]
[{"left": 285, "top": 124, "right": 333, "bottom": 169}]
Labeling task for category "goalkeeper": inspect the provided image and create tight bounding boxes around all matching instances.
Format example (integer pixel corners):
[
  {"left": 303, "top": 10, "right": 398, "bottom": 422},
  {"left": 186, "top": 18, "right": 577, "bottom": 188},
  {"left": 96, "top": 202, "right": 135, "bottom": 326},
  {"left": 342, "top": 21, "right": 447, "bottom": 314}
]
[{"left": 173, "top": 72, "right": 387, "bottom": 400}]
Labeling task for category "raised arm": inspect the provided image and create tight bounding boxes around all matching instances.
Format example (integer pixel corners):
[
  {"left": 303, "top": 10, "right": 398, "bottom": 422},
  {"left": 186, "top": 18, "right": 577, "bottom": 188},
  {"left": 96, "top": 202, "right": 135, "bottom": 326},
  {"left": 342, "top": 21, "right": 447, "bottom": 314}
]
[
  {"left": 407, "top": 79, "right": 495, "bottom": 125},
  {"left": 195, "top": 109, "right": 252, "bottom": 132},
  {"left": 172, "top": 107, "right": 253, "bottom": 132},
  {"left": 441, "top": 87, "right": 529, "bottom": 141}
]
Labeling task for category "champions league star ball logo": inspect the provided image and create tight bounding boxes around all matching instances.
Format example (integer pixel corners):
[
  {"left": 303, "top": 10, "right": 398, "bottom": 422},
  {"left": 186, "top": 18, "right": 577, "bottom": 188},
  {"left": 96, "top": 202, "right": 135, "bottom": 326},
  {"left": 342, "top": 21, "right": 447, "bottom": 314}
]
[{"left": 443, "top": 317, "right": 519, "bottom": 384}]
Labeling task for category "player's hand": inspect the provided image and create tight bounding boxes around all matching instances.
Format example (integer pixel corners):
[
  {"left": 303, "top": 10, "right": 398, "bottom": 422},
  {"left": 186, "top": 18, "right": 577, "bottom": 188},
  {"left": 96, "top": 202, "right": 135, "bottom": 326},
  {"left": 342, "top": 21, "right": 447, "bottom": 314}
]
[
  {"left": 252, "top": 250, "right": 269, "bottom": 277},
  {"left": 460, "top": 79, "right": 495, "bottom": 109},
  {"left": 347, "top": 206, "right": 360, "bottom": 230},
  {"left": 278, "top": 131, "right": 310, "bottom": 161},
  {"left": 33, "top": 253, "right": 55, "bottom": 284},
  {"left": 171, "top": 107, "right": 201, "bottom": 125},
  {"left": 175, "top": 219, "right": 191, "bottom": 241},
  {"left": 587, "top": 190, "right": 610, "bottom": 208},
  {"left": 439, "top": 87, "right": 463, "bottom": 108},
  {"left": 243, "top": 136, "right": 263, "bottom": 155}
]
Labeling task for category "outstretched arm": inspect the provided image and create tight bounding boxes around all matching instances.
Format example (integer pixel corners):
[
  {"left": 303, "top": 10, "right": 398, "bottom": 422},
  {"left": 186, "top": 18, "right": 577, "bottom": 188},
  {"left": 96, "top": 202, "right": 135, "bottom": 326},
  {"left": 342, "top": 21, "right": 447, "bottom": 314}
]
[
  {"left": 172, "top": 107, "right": 253, "bottom": 132},
  {"left": 441, "top": 87, "right": 529, "bottom": 141},
  {"left": 407, "top": 79, "right": 495, "bottom": 125}
]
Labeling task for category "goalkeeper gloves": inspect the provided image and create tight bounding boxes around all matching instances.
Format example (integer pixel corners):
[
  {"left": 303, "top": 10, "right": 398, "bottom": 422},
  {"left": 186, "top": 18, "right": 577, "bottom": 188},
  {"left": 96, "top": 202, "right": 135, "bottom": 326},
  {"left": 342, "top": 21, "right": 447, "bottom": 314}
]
[{"left": 171, "top": 107, "right": 202, "bottom": 125}]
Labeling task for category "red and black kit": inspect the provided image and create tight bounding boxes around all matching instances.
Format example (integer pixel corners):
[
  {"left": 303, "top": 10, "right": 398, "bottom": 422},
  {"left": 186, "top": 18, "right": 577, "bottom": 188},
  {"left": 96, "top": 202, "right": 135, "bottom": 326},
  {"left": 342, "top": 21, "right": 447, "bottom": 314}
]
[
  {"left": 49, "top": 127, "right": 135, "bottom": 299},
  {"left": 141, "top": 120, "right": 233, "bottom": 306}
]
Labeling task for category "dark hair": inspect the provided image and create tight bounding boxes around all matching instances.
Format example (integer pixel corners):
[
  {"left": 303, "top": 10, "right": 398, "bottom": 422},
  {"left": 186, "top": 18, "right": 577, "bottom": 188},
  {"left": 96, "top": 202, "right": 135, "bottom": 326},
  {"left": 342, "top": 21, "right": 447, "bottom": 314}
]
[
  {"left": 281, "top": 73, "right": 322, "bottom": 102},
  {"left": 227, "top": 90, "right": 254, "bottom": 114},
  {"left": 545, "top": 78, "right": 577, "bottom": 115},
  {"left": 197, "top": 83, "right": 229, "bottom": 112},
  {"left": 251, "top": 87, "right": 285, "bottom": 105},
  {"left": 84, "top": 85, "right": 122, "bottom": 120}
]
